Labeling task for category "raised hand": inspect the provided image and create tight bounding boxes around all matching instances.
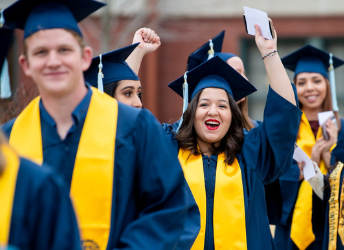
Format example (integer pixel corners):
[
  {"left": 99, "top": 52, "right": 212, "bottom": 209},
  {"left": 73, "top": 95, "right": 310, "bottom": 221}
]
[
  {"left": 133, "top": 28, "right": 161, "bottom": 56},
  {"left": 254, "top": 19, "right": 277, "bottom": 57}
]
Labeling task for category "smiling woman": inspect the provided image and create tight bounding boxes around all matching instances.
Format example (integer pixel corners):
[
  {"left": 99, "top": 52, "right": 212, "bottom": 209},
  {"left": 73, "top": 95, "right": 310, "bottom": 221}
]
[
  {"left": 164, "top": 23, "right": 302, "bottom": 250},
  {"left": 177, "top": 87, "right": 243, "bottom": 164},
  {"left": 274, "top": 45, "right": 344, "bottom": 250}
]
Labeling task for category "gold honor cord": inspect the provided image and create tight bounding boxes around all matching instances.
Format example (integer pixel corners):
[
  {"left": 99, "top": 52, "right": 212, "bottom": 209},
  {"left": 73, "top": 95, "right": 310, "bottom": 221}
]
[
  {"left": 328, "top": 162, "right": 344, "bottom": 250},
  {"left": 0, "top": 145, "right": 20, "bottom": 246},
  {"left": 9, "top": 87, "right": 117, "bottom": 250},
  {"left": 291, "top": 112, "right": 335, "bottom": 250},
  {"left": 178, "top": 150, "right": 247, "bottom": 250}
]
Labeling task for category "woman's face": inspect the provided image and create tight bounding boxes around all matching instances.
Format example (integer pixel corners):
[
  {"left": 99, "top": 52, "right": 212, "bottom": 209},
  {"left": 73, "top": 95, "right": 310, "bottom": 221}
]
[
  {"left": 194, "top": 88, "right": 232, "bottom": 148},
  {"left": 295, "top": 72, "right": 327, "bottom": 111},
  {"left": 114, "top": 80, "right": 142, "bottom": 108}
]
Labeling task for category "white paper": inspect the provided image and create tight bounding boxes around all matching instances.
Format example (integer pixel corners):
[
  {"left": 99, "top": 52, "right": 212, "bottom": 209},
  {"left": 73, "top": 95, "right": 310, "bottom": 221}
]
[
  {"left": 243, "top": 6, "right": 273, "bottom": 40},
  {"left": 318, "top": 111, "right": 335, "bottom": 126},
  {"left": 293, "top": 146, "right": 316, "bottom": 181}
]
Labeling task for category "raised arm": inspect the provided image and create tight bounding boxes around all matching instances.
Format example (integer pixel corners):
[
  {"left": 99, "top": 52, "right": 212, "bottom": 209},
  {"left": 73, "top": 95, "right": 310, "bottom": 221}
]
[
  {"left": 125, "top": 28, "right": 161, "bottom": 75},
  {"left": 254, "top": 23, "right": 296, "bottom": 106}
]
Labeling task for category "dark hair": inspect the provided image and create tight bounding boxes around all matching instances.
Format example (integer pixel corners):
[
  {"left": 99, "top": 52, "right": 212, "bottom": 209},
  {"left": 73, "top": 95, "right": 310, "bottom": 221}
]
[
  {"left": 238, "top": 97, "right": 255, "bottom": 131},
  {"left": 0, "top": 132, "right": 8, "bottom": 176},
  {"left": 295, "top": 77, "right": 342, "bottom": 132},
  {"left": 176, "top": 89, "right": 244, "bottom": 165},
  {"left": 104, "top": 81, "right": 119, "bottom": 98}
]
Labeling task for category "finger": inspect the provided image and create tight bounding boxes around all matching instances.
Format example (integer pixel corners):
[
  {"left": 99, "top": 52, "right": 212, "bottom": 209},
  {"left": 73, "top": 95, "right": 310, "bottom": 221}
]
[
  {"left": 147, "top": 30, "right": 156, "bottom": 42},
  {"left": 254, "top": 24, "right": 261, "bottom": 38}
]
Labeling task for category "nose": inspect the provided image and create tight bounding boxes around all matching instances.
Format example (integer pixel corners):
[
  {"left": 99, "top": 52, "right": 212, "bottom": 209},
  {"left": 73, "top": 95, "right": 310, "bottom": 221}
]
[
  {"left": 207, "top": 103, "right": 218, "bottom": 116},
  {"left": 46, "top": 51, "right": 61, "bottom": 68},
  {"left": 305, "top": 80, "right": 315, "bottom": 91},
  {"left": 132, "top": 95, "right": 142, "bottom": 108}
]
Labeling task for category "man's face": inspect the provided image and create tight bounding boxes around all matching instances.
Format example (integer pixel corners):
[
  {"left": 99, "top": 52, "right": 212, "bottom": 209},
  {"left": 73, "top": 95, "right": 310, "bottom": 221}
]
[{"left": 19, "top": 28, "right": 92, "bottom": 97}]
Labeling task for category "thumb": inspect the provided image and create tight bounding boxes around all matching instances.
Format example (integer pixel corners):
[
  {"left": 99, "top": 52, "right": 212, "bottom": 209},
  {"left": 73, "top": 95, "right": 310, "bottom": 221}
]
[{"left": 254, "top": 24, "right": 261, "bottom": 38}]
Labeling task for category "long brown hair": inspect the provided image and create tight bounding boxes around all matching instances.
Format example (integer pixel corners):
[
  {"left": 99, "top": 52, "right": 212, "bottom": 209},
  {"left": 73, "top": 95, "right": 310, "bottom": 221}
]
[
  {"left": 176, "top": 89, "right": 244, "bottom": 165},
  {"left": 0, "top": 132, "right": 8, "bottom": 176},
  {"left": 238, "top": 97, "right": 255, "bottom": 131},
  {"left": 296, "top": 77, "right": 342, "bottom": 131}
]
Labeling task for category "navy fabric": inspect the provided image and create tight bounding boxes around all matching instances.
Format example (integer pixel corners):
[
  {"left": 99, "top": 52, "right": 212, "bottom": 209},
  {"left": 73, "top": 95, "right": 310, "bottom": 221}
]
[
  {"left": 8, "top": 157, "right": 81, "bottom": 250},
  {"left": 84, "top": 43, "right": 140, "bottom": 87},
  {"left": 281, "top": 45, "right": 344, "bottom": 79},
  {"left": 168, "top": 56, "right": 257, "bottom": 103},
  {"left": 187, "top": 31, "right": 225, "bottom": 71},
  {"left": 2, "top": 88, "right": 194, "bottom": 249},
  {"left": 163, "top": 86, "right": 302, "bottom": 250},
  {"left": 274, "top": 118, "right": 344, "bottom": 250},
  {"left": 3, "top": 0, "right": 105, "bottom": 39}
]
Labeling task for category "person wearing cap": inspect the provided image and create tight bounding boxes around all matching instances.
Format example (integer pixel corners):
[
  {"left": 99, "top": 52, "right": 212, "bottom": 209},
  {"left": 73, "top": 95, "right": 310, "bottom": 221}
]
[
  {"left": 1, "top": 1, "right": 190, "bottom": 249},
  {"left": 90, "top": 28, "right": 161, "bottom": 108},
  {"left": 273, "top": 45, "right": 344, "bottom": 250},
  {"left": 165, "top": 24, "right": 301, "bottom": 250},
  {"left": 186, "top": 30, "right": 259, "bottom": 131},
  {"left": 85, "top": 32, "right": 201, "bottom": 250},
  {"left": 181, "top": 30, "right": 283, "bottom": 226},
  {"left": 0, "top": 27, "right": 81, "bottom": 250}
]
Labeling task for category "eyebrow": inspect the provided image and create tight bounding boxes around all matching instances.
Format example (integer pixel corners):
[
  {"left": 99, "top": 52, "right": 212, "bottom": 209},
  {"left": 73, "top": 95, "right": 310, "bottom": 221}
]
[
  {"left": 120, "top": 86, "right": 142, "bottom": 91},
  {"left": 199, "top": 98, "right": 229, "bottom": 104}
]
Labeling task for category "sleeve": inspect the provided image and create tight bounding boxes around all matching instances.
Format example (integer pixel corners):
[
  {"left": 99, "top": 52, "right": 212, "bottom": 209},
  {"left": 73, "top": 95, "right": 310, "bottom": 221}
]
[
  {"left": 242, "top": 84, "right": 302, "bottom": 185},
  {"left": 1, "top": 118, "right": 15, "bottom": 139},
  {"left": 115, "top": 110, "right": 199, "bottom": 250},
  {"left": 30, "top": 169, "right": 81, "bottom": 250},
  {"left": 278, "top": 160, "right": 302, "bottom": 225}
]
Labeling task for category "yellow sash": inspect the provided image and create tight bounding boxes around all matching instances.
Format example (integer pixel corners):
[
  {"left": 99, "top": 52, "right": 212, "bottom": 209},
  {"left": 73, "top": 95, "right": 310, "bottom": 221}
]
[
  {"left": 0, "top": 145, "right": 20, "bottom": 246},
  {"left": 291, "top": 112, "right": 335, "bottom": 250},
  {"left": 178, "top": 149, "right": 247, "bottom": 250},
  {"left": 9, "top": 87, "right": 117, "bottom": 250},
  {"left": 328, "top": 162, "right": 344, "bottom": 250}
]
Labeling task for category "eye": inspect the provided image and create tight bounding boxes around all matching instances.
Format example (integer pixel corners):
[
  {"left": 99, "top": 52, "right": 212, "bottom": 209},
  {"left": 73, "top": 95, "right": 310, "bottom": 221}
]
[
  {"left": 199, "top": 103, "right": 208, "bottom": 107},
  {"left": 296, "top": 81, "right": 305, "bottom": 86},
  {"left": 34, "top": 50, "right": 47, "bottom": 56},
  {"left": 124, "top": 91, "right": 132, "bottom": 97},
  {"left": 313, "top": 80, "right": 322, "bottom": 84},
  {"left": 138, "top": 92, "right": 142, "bottom": 100},
  {"left": 59, "top": 47, "right": 71, "bottom": 53},
  {"left": 219, "top": 104, "right": 227, "bottom": 108}
]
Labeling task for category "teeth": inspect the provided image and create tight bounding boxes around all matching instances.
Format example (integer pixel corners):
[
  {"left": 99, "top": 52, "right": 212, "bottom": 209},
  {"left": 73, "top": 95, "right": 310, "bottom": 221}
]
[{"left": 206, "top": 121, "right": 219, "bottom": 125}]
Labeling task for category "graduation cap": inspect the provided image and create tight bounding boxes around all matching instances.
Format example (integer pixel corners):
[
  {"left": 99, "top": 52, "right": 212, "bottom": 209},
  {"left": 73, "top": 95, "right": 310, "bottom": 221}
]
[
  {"left": 0, "top": 28, "right": 14, "bottom": 99},
  {"left": 170, "top": 56, "right": 256, "bottom": 131},
  {"left": 282, "top": 44, "right": 344, "bottom": 111},
  {"left": 84, "top": 43, "right": 140, "bottom": 92},
  {"left": 3, "top": 0, "right": 105, "bottom": 39}
]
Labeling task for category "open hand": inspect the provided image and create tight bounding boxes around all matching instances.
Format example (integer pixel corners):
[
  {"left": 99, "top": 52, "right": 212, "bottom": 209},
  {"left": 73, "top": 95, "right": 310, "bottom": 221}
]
[{"left": 254, "top": 19, "right": 277, "bottom": 57}]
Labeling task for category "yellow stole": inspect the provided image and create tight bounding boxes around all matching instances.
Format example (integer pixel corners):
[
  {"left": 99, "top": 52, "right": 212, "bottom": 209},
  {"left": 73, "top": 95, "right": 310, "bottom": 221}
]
[
  {"left": 328, "top": 162, "right": 344, "bottom": 250},
  {"left": 9, "top": 87, "right": 117, "bottom": 250},
  {"left": 0, "top": 145, "right": 20, "bottom": 246},
  {"left": 178, "top": 149, "right": 247, "bottom": 250},
  {"left": 291, "top": 112, "right": 335, "bottom": 250}
]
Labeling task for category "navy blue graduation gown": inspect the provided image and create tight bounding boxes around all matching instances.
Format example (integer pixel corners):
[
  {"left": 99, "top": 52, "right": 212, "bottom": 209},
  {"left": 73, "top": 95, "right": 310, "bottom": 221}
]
[
  {"left": 274, "top": 118, "right": 344, "bottom": 250},
  {"left": 7, "top": 157, "right": 81, "bottom": 250},
  {"left": 2, "top": 87, "right": 190, "bottom": 250},
  {"left": 163, "top": 86, "right": 302, "bottom": 250}
]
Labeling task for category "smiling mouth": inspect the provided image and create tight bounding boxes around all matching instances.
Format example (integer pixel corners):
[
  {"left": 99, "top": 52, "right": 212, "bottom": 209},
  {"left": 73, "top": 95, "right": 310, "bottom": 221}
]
[
  {"left": 305, "top": 95, "right": 318, "bottom": 102},
  {"left": 205, "top": 120, "right": 220, "bottom": 130}
]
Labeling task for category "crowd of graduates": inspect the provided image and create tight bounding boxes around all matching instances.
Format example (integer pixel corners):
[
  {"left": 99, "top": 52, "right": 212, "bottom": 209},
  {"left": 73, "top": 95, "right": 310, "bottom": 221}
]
[{"left": 1, "top": 0, "right": 344, "bottom": 250}]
